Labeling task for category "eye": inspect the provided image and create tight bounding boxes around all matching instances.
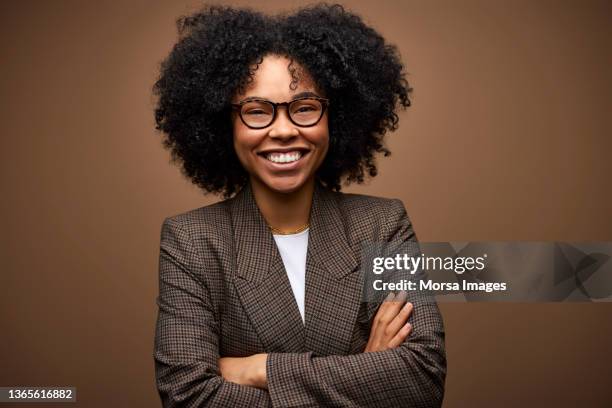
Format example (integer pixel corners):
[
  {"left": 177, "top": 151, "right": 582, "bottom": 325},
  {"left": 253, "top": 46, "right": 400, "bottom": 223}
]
[
  {"left": 244, "top": 109, "right": 269, "bottom": 116},
  {"left": 241, "top": 101, "right": 273, "bottom": 116},
  {"left": 291, "top": 101, "right": 320, "bottom": 115},
  {"left": 295, "top": 105, "right": 316, "bottom": 113}
]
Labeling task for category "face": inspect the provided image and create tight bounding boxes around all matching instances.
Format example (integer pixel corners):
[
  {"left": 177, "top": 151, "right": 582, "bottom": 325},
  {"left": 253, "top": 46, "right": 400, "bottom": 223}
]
[{"left": 232, "top": 54, "right": 329, "bottom": 195}]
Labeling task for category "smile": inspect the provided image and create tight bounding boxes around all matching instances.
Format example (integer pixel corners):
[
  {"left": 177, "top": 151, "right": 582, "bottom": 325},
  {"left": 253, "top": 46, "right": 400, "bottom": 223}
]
[{"left": 265, "top": 151, "right": 303, "bottom": 163}]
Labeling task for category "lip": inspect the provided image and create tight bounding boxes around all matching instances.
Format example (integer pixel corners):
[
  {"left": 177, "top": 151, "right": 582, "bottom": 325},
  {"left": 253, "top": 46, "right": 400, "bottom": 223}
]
[
  {"left": 257, "top": 146, "right": 311, "bottom": 155},
  {"left": 257, "top": 149, "right": 309, "bottom": 171}
]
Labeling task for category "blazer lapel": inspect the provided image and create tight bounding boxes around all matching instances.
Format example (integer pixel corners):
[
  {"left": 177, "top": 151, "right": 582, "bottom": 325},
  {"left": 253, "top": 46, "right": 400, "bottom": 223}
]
[
  {"left": 303, "top": 183, "right": 361, "bottom": 356},
  {"left": 230, "top": 183, "right": 306, "bottom": 352},
  {"left": 230, "top": 182, "right": 361, "bottom": 356}
]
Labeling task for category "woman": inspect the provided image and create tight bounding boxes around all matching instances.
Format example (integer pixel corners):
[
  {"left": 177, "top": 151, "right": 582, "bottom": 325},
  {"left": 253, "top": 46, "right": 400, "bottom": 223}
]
[{"left": 153, "top": 4, "right": 446, "bottom": 407}]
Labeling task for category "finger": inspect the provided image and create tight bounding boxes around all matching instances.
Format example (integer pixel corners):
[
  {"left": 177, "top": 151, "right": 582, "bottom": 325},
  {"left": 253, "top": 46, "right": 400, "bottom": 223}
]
[
  {"left": 373, "top": 291, "right": 396, "bottom": 323},
  {"left": 384, "top": 291, "right": 396, "bottom": 302},
  {"left": 393, "top": 290, "right": 408, "bottom": 304},
  {"left": 369, "top": 301, "right": 408, "bottom": 350},
  {"left": 380, "top": 291, "right": 409, "bottom": 323},
  {"left": 386, "top": 301, "right": 413, "bottom": 337},
  {"left": 380, "top": 291, "right": 396, "bottom": 309},
  {"left": 387, "top": 322, "right": 412, "bottom": 349}
]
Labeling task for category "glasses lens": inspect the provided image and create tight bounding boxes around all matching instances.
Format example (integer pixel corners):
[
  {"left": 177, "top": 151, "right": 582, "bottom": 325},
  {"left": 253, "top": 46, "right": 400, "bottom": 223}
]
[
  {"left": 240, "top": 101, "right": 274, "bottom": 128},
  {"left": 289, "top": 98, "right": 323, "bottom": 126}
]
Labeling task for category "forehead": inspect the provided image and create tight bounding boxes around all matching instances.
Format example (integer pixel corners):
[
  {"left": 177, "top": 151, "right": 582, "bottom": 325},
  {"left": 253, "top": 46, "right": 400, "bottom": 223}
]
[{"left": 234, "top": 54, "right": 320, "bottom": 101}]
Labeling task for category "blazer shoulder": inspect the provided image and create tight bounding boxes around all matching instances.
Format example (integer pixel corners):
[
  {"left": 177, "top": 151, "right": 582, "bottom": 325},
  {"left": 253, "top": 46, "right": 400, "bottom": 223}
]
[
  {"left": 332, "top": 191, "right": 411, "bottom": 241},
  {"left": 335, "top": 191, "right": 407, "bottom": 221},
  {"left": 160, "top": 199, "right": 233, "bottom": 245}
]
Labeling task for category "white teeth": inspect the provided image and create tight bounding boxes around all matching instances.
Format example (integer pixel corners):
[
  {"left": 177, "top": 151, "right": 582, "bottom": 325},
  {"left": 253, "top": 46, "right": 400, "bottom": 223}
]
[{"left": 265, "top": 151, "right": 303, "bottom": 163}]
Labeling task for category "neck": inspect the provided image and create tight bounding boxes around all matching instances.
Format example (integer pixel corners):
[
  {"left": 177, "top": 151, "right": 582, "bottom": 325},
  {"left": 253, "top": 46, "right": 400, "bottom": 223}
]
[{"left": 250, "top": 177, "right": 315, "bottom": 233}]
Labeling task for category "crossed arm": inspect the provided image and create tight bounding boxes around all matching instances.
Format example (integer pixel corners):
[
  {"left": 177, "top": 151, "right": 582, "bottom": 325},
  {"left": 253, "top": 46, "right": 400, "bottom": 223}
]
[
  {"left": 154, "top": 202, "right": 446, "bottom": 407},
  {"left": 218, "top": 290, "right": 414, "bottom": 387}
]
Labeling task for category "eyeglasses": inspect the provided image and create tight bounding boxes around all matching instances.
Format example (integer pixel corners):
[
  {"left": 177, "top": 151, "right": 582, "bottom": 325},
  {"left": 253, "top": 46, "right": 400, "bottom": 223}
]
[{"left": 231, "top": 97, "right": 329, "bottom": 129}]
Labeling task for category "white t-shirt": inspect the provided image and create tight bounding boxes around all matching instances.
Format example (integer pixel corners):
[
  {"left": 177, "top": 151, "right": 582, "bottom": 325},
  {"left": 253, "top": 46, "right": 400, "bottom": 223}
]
[{"left": 272, "top": 228, "right": 309, "bottom": 324}]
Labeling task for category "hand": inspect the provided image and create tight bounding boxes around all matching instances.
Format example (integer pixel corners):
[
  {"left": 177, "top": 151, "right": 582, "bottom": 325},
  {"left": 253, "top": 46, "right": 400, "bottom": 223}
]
[
  {"left": 218, "top": 353, "right": 268, "bottom": 389},
  {"left": 364, "top": 291, "right": 413, "bottom": 352}
]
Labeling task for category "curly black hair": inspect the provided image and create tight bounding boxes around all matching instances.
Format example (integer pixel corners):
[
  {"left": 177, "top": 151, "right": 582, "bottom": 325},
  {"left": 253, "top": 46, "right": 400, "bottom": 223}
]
[{"left": 153, "top": 3, "right": 411, "bottom": 197}]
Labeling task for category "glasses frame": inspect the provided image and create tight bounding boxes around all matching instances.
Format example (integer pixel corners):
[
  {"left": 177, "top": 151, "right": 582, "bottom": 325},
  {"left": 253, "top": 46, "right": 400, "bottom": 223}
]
[{"left": 231, "top": 96, "right": 329, "bottom": 129}]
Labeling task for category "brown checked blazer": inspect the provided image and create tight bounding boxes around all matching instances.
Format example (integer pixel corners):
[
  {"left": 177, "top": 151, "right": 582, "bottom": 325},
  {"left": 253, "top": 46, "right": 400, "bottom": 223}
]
[{"left": 154, "top": 181, "right": 446, "bottom": 407}]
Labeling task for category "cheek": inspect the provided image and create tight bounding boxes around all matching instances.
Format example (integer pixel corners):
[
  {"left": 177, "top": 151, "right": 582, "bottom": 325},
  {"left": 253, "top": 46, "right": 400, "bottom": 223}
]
[
  {"left": 319, "top": 135, "right": 330, "bottom": 155},
  {"left": 317, "top": 118, "right": 330, "bottom": 151},
  {"left": 232, "top": 121, "right": 250, "bottom": 151},
  {"left": 232, "top": 132, "right": 251, "bottom": 166},
  {"left": 233, "top": 128, "right": 263, "bottom": 169},
  {"left": 308, "top": 131, "right": 330, "bottom": 169},
  {"left": 312, "top": 127, "right": 330, "bottom": 155}
]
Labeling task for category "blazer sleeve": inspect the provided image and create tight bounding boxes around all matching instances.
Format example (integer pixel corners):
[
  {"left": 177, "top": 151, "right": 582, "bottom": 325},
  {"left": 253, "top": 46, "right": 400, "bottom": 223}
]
[
  {"left": 154, "top": 217, "right": 272, "bottom": 407},
  {"left": 265, "top": 199, "right": 447, "bottom": 408}
]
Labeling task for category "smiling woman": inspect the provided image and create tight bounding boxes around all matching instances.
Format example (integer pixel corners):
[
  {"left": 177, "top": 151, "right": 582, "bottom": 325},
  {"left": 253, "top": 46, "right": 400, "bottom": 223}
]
[
  {"left": 152, "top": 3, "right": 446, "bottom": 407},
  {"left": 231, "top": 55, "right": 330, "bottom": 199}
]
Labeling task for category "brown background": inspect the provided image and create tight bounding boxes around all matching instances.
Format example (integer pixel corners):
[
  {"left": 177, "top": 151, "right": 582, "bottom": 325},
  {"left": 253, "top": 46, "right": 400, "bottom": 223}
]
[{"left": 1, "top": 0, "right": 611, "bottom": 406}]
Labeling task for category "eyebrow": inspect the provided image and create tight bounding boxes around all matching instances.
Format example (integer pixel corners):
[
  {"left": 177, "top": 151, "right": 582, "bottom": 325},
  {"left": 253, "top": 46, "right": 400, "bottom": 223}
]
[
  {"left": 293, "top": 91, "right": 320, "bottom": 99},
  {"left": 239, "top": 91, "right": 322, "bottom": 103}
]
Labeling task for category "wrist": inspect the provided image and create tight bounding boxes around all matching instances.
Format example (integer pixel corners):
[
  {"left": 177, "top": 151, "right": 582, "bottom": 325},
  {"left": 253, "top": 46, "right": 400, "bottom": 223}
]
[{"left": 250, "top": 353, "right": 268, "bottom": 389}]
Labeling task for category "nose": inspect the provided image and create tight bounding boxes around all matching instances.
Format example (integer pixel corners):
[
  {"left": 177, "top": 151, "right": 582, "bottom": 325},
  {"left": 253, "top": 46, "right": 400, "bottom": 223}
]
[{"left": 267, "top": 106, "right": 299, "bottom": 140}]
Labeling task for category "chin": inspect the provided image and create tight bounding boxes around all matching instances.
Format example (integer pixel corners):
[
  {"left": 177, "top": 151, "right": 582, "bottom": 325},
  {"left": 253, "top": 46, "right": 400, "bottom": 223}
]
[{"left": 262, "top": 176, "right": 307, "bottom": 194}]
